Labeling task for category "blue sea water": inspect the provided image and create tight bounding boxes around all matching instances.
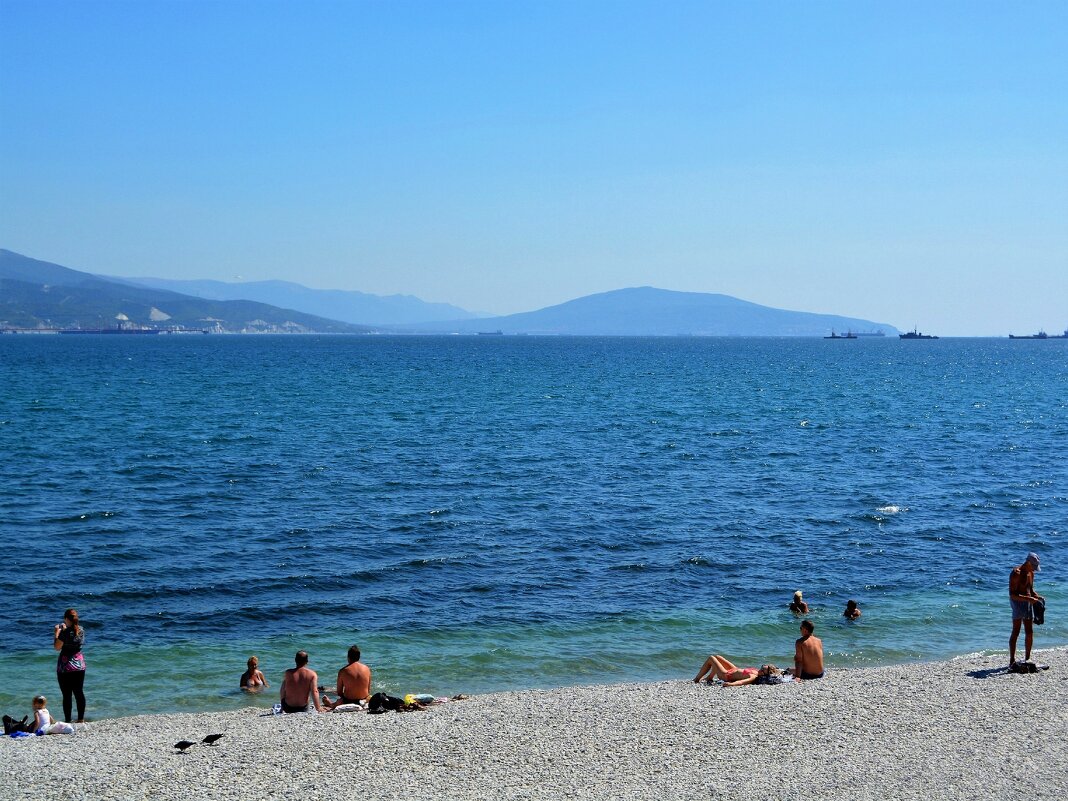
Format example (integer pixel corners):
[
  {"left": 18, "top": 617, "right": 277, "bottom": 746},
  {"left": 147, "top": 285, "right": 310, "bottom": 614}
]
[{"left": 0, "top": 335, "right": 1064, "bottom": 719}]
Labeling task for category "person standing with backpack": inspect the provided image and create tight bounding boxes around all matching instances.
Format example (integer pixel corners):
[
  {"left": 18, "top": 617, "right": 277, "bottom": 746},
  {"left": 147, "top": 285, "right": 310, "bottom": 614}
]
[{"left": 1009, "top": 552, "right": 1044, "bottom": 667}]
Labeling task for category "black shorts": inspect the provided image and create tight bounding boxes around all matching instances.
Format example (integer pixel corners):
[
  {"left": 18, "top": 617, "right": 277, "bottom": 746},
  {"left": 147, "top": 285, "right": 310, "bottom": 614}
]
[{"left": 281, "top": 701, "right": 308, "bottom": 713}]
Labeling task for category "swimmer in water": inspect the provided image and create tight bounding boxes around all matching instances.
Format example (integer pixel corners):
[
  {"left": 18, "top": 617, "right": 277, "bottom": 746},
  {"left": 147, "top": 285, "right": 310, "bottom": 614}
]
[
  {"left": 240, "top": 655, "right": 269, "bottom": 691},
  {"left": 789, "top": 590, "right": 809, "bottom": 615}
]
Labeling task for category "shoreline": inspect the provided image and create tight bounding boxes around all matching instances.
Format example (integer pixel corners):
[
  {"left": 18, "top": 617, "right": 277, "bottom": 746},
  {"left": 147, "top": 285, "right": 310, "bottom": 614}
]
[{"left": 2, "top": 648, "right": 1065, "bottom": 800}]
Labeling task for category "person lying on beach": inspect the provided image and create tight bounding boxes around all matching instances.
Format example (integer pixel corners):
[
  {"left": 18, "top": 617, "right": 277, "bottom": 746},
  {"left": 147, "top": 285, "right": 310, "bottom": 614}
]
[
  {"left": 693, "top": 655, "right": 782, "bottom": 686},
  {"left": 240, "top": 655, "right": 269, "bottom": 691},
  {"left": 280, "top": 651, "right": 322, "bottom": 713},
  {"left": 31, "top": 695, "right": 75, "bottom": 735},
  {"left": 789, "top": 591, "right": 809, "bottom": 615},
  {"left": 321, "top": 645, "right": 372, "bottom": 710},
  {"left": 843, "top": 600, "right": 861, "bottom": 620},
  {"left": 794, "top": 620, "right": 824, "bottom": 680}
]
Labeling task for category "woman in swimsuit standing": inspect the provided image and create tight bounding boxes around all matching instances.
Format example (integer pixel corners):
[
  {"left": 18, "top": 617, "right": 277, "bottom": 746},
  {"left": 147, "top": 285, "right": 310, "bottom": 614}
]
[{"left": 693, "top": 655, "right": 778, "bottom": 686}]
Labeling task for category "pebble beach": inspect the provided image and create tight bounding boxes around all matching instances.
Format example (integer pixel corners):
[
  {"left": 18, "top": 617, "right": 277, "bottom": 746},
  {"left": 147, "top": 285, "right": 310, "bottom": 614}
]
[{"left": 2, "top": 649, "right": 1065, "bottom": 801}]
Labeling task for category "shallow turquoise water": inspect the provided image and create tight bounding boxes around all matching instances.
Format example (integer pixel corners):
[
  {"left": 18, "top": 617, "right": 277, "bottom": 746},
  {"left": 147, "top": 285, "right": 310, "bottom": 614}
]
[{"left": 0, "top": 336, "right": 1064, "bottom": 718}]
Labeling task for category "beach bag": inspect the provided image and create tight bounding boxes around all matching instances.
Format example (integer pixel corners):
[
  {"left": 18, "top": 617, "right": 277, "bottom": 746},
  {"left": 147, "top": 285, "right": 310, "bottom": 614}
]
[
  {"left": 367, "top": 692, "right": 404, "bottom": 714},
  {"left": 1033, "top": 599, "right": 1045, "bottom": 626},
  {"left": 3, "top": 715, "right": 33, "bottom": 735}
]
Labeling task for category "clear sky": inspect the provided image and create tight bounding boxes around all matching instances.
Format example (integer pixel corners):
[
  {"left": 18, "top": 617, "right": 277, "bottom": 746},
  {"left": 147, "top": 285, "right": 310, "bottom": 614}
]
[{"left": 2, "top": 0, "right": 1066, "bottom": 334}]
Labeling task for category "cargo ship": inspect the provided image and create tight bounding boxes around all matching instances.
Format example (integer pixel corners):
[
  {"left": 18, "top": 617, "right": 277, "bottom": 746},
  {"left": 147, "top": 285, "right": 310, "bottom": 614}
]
[{"left": 1009, "top": 330, "right": 1068, "bottom": 339}]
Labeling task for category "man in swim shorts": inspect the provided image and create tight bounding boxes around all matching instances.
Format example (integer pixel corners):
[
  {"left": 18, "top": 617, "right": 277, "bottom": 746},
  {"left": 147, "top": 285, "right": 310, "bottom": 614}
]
[
  {"left": 321, "top": 645, "right": 372, "bottom": 709},
  {"left": 794, "top": 620, "right": 824, "bottom": 680},
  {"left": 280, "top": 651, "right": 322, "bottom": 713},
  {"left": 1009, "top": 552, "right": 1043, "bottom": 666}
]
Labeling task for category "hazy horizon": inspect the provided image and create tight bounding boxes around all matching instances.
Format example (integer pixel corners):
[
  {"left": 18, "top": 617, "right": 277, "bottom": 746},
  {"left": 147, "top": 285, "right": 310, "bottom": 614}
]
[{"left": 2, "top": 1, "right": 1066, "bottom": 335}]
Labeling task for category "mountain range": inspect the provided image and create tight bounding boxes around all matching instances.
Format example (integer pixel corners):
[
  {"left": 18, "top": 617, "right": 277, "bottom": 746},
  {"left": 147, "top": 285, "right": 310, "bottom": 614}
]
[
  {"left": 0, "top": 250, "right": 369, "bottom": 333},
  {"left": 409, "top": 286, "right": 898, "bottom": 337},
  {"left": 110, "top": 276, "right": 483, "bottom": 326},
  {"left": 1, "top": 249, "right": 899, "bottom": 336}
]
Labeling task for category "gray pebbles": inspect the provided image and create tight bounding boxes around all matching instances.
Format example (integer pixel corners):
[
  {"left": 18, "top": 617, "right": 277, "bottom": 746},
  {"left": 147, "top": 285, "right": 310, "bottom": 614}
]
[{"left": 2, "top": 649, "right": 1065, "bottom": 801}]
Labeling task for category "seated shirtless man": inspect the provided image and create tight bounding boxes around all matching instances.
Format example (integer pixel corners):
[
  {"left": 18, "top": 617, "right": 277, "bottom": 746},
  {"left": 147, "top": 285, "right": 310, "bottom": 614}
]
[
  {"left": 321, "top": 645, "right": 372, "bottom": 709},
  {"left": 280, "top": 650, "right": 322, "bottom": 713},
  {"left": 794, "top": 620, "right": 824, "bottom": 680}
]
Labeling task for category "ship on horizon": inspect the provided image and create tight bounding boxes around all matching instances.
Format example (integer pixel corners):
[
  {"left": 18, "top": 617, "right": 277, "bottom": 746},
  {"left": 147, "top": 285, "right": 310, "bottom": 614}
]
[
  {"left": 1009, "top": 329, "right": 1068, "bottom": 339},
  {"left": 899, "top": 328, "right": 938, "bottom": 340}
]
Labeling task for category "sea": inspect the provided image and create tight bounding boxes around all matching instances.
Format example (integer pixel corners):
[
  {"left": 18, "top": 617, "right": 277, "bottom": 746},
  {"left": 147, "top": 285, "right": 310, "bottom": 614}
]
[{"left": 0, "top": 335, "right": 1064, "bottom": 719}]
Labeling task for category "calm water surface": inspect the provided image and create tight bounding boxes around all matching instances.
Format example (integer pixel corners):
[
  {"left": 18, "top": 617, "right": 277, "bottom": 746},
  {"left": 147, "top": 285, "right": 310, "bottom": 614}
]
[{"left": 0, "top": 336, "right": 1064, "bottom": 718}]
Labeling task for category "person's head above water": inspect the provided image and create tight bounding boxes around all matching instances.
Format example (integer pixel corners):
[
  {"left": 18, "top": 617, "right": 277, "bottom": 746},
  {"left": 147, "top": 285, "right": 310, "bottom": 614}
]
[
  {"left": 845, "top": 600, "right": 857, "bottom": 610},
  {"left": 294, "top": 651, "right": 309, "bottom": 667},
  {"left": 793, "top": 591, "right": 803, "bottom": 600},
  {"left": 247, "top": 656, "right": 258, "bottom": 670},
  {"left": 801, "top": 620, "right": 815, "bottom": 635},
  {"left": 347, "top": 645, "right": 361, "bottom": 664}
]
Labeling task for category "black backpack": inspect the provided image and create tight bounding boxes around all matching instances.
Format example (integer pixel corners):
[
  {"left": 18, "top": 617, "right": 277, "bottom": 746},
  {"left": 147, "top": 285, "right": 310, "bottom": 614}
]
[
  {"left": 3, "top": 714, "right": 33, "bottom": 735},
  {"left": 367, "top": 692, "right": 404, "bottom": 714}
]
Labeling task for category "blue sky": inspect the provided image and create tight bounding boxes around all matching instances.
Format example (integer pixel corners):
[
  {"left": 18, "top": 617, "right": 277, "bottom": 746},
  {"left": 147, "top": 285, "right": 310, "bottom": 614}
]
[{"left": 2, "top": 0, "right": 1066, "bottom": 334}]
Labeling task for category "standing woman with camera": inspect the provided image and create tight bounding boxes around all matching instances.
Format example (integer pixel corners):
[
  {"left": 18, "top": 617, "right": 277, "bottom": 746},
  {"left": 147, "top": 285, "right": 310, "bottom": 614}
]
[{"left": 53, "top": 608, "right": 86, "bottom": 723}]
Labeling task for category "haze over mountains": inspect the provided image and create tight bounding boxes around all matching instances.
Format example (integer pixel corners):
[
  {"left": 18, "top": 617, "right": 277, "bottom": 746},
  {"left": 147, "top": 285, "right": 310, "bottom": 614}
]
[
  {"left": 0, "top": 250, "right": 368, "bottom": 333},
  {"left": 411, "top": 287, "right": 898, "bottom": 337},
  {"left": 1, "top": 249, "right": 898, "bottom": 336},
  {"left": 113, "top": 276, "right": 483, "bottom": 326}
]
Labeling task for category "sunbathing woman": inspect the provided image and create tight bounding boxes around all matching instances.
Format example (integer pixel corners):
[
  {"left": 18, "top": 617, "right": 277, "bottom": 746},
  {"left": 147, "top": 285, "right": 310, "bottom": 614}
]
[{"left": 693, "top": 655, "right": 780, "bottom": 686}]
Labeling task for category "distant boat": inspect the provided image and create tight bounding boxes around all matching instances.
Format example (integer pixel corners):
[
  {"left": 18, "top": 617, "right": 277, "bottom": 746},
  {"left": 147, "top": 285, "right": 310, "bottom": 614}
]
[
  {"left": 854, "top": 330, "right": 886, "bottom": 337},
  {"left": 824, "top": 329, "right": 857, "bottom": 339},
  {"left": 899, "top": 328, "right": 938, "bottom": 340},
  {"left": 477, "top": 329, "right": 504, "bottom": 336},
  {"left": 1009, "top": 330, "right": 1067, "bottom": 339}
]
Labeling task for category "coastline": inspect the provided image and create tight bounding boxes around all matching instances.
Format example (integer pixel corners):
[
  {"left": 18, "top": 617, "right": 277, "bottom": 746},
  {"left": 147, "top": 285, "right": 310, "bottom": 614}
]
[{"left": 2, "top": 649, "right": 1065, "bottom": 800}]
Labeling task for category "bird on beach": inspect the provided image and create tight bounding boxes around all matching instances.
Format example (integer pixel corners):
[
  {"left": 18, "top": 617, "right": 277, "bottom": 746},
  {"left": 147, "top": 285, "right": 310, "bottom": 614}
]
[
  {"left": 201, "top": 734, "right": 224, "bottom": 745},
  {"left": 174, "top": 741, "right": 197, "bottom": 753}
]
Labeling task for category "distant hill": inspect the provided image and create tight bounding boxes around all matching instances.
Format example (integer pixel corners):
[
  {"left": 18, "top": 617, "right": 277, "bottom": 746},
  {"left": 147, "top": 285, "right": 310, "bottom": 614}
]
[
  {"left": 0, "top": 250, "right": 372, "bottom": 333},
  {"left": 407, "top": 287, "right": 899, "bottom": 336},
  {"left": 111, "top": 276, "right": 484, "bottom": 326}
]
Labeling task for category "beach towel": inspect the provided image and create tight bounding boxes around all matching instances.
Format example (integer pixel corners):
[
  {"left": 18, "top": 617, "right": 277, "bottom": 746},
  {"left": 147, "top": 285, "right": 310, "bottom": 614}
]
[
  {"left": 330, "top": 703, "right": 365, "bottom": 713},
  {"left": 757, "top": 674, "right": 792, "bottom": 685},
  {"left": 37, "top": 721, "right": 75, "bottom": 735}
]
